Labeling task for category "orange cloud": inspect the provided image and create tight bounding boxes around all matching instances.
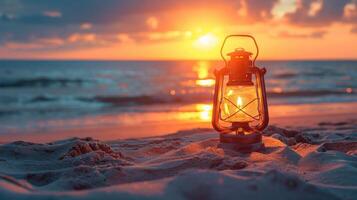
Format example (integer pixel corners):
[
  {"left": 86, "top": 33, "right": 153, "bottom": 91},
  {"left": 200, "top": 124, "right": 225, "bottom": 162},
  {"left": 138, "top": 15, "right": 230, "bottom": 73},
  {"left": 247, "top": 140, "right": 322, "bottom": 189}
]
[
  {"left": 68, "top": 33, "right": 96, "bottom": 43},
  {"left": 146, "top": 17, "right": 159, "bottom": 30},
  {"left": 1, "top": 0, "right": 357, "bottom": 60}
]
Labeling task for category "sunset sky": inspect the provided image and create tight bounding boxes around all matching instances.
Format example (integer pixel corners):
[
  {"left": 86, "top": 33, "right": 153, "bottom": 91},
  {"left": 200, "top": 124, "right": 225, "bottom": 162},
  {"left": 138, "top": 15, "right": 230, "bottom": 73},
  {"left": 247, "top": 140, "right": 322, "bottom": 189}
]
[{"left": 0, "top": 0, "right": 357, "bottom": 60}]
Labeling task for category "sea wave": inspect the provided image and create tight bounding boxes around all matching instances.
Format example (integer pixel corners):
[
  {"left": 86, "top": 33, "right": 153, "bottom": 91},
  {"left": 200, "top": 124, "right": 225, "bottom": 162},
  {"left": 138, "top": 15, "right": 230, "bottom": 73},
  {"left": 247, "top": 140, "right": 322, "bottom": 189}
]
[
  {"left": 0, "top": 90, "right": 355, "bottom": 119},
  {"left": 0, "top": 77, "right": 93, "bottom": 88},
  {"left": 21, "top": 90, "right": 356, "bottom": 106},
  {"left": 0, "top": 89, "right": 354, "bottom": 113},
  {"left": 267, "top": 90, "right": 353, "bottom": 97},
  {"left": 272, "top": 72, "right": 327, "bottom": 79},
  {"left": 272, "top": 73, "right": 297, "bottom": 79}
]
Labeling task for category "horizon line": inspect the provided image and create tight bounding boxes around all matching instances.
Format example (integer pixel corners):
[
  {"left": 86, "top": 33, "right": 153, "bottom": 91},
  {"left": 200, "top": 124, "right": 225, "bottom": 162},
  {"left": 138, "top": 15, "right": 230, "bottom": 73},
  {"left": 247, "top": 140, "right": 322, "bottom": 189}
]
[{"left": 1, "top": 58, "right": 357, "bottom": 62}]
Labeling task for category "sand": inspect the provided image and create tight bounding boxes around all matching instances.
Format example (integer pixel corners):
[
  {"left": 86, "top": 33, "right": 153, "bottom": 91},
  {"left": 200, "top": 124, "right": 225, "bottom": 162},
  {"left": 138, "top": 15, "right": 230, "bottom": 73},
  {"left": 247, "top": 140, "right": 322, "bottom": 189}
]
[{"left": 0, "top": 117, "right": 356, "bottom": 200}]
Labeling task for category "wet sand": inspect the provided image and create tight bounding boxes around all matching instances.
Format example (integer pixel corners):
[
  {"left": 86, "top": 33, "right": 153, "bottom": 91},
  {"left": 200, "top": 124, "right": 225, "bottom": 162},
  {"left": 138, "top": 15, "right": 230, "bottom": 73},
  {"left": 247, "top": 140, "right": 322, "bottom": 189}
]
[{"left": 0, "top": 102, "right": 356, "bottom": 143}]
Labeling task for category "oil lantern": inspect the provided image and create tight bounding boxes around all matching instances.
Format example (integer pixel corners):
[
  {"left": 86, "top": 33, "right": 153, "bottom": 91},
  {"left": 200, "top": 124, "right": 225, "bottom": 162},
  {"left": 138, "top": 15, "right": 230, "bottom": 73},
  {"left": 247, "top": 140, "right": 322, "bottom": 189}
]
[{"left": 212, "top": 35, "right": 269, "bottom": 151}]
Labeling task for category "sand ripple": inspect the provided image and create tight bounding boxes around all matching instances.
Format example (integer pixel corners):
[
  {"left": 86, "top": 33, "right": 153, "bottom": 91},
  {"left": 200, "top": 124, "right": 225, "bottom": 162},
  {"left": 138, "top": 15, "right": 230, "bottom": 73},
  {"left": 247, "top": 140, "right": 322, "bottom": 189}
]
[{"left": 0, "top": 122, "right": 356, "bottom": 199}]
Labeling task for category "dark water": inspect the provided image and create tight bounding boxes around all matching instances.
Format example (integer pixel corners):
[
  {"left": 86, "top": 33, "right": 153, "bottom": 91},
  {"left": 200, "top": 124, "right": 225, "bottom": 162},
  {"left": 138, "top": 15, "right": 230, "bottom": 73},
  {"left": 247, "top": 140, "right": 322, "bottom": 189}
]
[{"left": 0, "top": 60, "right": 356, "bottom": 128}]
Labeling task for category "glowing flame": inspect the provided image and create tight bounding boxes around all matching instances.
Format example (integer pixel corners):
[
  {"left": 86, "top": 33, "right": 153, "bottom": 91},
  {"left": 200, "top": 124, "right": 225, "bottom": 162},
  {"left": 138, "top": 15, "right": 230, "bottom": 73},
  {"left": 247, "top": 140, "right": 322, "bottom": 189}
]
[
  {"left": 237, "top": 96, "right": 243, "bottom": 109},
  {"left": 224, "top": 103, "right": 230, "bottom": 115}
]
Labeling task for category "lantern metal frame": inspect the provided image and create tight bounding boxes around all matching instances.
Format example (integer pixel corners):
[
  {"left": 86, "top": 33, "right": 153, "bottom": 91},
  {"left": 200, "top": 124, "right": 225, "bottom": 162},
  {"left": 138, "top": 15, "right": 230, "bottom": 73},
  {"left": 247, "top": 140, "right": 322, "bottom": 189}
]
[{"left": 212, "top": 35, "right": 269, "bottom": 148}]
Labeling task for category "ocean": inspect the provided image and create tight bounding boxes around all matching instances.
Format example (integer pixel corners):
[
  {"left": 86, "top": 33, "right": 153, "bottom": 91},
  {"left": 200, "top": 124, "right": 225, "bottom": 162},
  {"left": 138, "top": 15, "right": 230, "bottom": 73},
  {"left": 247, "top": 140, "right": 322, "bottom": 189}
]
[{"left": 0, "top": 60, "right": 356, "bottom": 139}]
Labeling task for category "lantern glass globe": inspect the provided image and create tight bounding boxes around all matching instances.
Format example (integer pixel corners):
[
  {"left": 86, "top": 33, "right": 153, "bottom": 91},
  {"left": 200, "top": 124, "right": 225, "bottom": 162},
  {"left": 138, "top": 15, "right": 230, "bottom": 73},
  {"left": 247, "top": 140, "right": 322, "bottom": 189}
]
[{"left": 220, "top": 85, "right": 259, "bottom": 122}]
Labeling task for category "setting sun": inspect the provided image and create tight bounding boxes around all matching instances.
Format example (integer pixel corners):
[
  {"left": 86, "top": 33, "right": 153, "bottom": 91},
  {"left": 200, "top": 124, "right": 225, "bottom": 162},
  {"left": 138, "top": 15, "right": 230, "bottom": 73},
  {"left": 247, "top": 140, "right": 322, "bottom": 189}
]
[{"left": 195, "top": 33, "right": 219, "bottom": 49}]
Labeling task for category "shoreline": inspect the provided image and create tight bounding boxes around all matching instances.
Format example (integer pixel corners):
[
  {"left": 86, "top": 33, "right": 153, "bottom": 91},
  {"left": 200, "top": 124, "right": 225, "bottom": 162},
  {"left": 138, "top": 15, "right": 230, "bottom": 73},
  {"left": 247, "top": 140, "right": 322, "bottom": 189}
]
[{"left": 0, "top": 101, "right": 356, "bottom": 143}]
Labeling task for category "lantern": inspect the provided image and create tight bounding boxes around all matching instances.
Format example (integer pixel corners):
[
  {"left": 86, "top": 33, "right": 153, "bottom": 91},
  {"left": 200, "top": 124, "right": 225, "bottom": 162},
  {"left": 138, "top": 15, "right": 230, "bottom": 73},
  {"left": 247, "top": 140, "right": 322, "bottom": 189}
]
[{"left": 212, "top": 35, "right": 269, "bottom": 151}]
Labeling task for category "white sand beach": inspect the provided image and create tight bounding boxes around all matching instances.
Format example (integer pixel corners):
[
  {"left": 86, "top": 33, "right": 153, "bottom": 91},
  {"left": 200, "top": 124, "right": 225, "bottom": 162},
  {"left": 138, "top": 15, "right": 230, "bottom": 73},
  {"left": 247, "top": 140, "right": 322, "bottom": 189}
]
[{"left": 0, "top": 106, "right": 356, "bottom": 200}]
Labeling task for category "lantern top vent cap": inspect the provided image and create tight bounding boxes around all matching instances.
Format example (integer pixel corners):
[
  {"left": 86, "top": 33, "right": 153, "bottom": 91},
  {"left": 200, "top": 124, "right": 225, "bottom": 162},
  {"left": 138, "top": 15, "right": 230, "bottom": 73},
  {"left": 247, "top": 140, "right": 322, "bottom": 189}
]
[{"left": 227, "top": 48, "right": 252, "bottom": 57}]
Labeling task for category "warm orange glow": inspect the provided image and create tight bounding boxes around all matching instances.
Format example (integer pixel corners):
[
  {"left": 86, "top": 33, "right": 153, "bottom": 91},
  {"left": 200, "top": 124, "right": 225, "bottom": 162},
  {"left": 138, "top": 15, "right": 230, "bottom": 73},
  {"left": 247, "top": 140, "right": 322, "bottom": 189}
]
[
  {"left": 195, "top": 79, "right": 215, "bottom": 87},
  {"left": 193, "top": 61, "right": 210, "bottom": 79},
  {"left": 195, "top": 33, "right": 219, "bottom": 49},
  {"left": 22, "top": 24, "right": 356, "bottom": 60},
  {"left": 4, "top": 102, "right": 356, "bottom": 143},
  {"left": 170, "top": 90, "right": 176, "bottom": 96},
  {"left": 2, "top": 3, "right": 357, "bottom": 60},
  {"left": 272, "top": 87, "right": 283, "bottom": 93},
  {"left": 176, "top": 104, "right": 213, "bottom": 122},
  {"left": 220, "top": 85, "right": 259, "bottom": 122},
  {"left": 146, "top": 16, "right": 159, "bottom": 29},
  {"left": 196, "top": 104, "right": 213, "bottom": 121},
  {"left": 193, "top": 61, "right": 215, "bottom": 87}
]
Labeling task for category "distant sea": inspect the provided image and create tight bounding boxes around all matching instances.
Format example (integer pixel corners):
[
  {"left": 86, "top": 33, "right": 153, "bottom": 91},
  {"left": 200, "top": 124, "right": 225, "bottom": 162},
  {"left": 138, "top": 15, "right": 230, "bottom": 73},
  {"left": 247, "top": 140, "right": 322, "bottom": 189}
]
[{"left": 0, "top": 60, "right": 356, "bottom": 135}]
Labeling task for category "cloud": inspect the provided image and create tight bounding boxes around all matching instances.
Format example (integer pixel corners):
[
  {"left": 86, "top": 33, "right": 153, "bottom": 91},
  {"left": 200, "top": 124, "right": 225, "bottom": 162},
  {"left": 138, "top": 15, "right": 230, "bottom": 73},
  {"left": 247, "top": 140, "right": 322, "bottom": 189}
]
[
  {"left": 4, "top": 37, "right": 65, "bottom": 50},
  {"left": 146, "top": 17, "right": 159, "bottom": 30},
  {"left": 285, "top": 0, "right": 354, "bottom": 26},
  {"left": 243, "top": 0, "right": 279, "bottom": 20},
  {"left": 80, "top": 23, "right": 92, "bottom": 30},
  {"left": 343, "top": 1, "right": 357, "bottom": 23},
  {"left": 352, "top": 26, "right": 357, "bottom": 33},
  {"left": 0, "top": 0, "right": 278, "bottom": 47},
  {"left": 276, "top": 30, "right": 327, "bottom": 38},
  {"left": 43, "top": 10, "right": 62, "bottom": 18},
  {"left": 0, "top": 0, "right": 355, "bottom": 52}
]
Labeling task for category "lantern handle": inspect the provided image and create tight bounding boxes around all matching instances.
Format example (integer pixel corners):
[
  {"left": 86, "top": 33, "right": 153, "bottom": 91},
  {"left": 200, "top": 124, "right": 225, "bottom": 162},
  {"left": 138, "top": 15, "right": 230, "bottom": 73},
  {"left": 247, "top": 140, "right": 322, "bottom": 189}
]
[{"left": 220, "top": 34, "right": 259, "bottom": 67}]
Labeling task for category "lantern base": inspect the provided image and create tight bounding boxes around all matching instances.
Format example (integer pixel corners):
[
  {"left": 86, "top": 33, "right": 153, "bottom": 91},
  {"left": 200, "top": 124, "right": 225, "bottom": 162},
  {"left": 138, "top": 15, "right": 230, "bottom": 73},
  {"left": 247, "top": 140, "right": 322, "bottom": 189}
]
[{"left": 219, "top": 131, "right": 264, "bottom": 152}]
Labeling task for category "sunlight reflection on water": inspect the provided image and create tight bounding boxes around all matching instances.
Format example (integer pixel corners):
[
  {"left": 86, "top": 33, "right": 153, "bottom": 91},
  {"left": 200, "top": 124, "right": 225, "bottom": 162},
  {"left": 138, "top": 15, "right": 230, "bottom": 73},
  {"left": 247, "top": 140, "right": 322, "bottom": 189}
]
[{"left": 33, "top": 103, "right": 213, "bottom": 130}]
